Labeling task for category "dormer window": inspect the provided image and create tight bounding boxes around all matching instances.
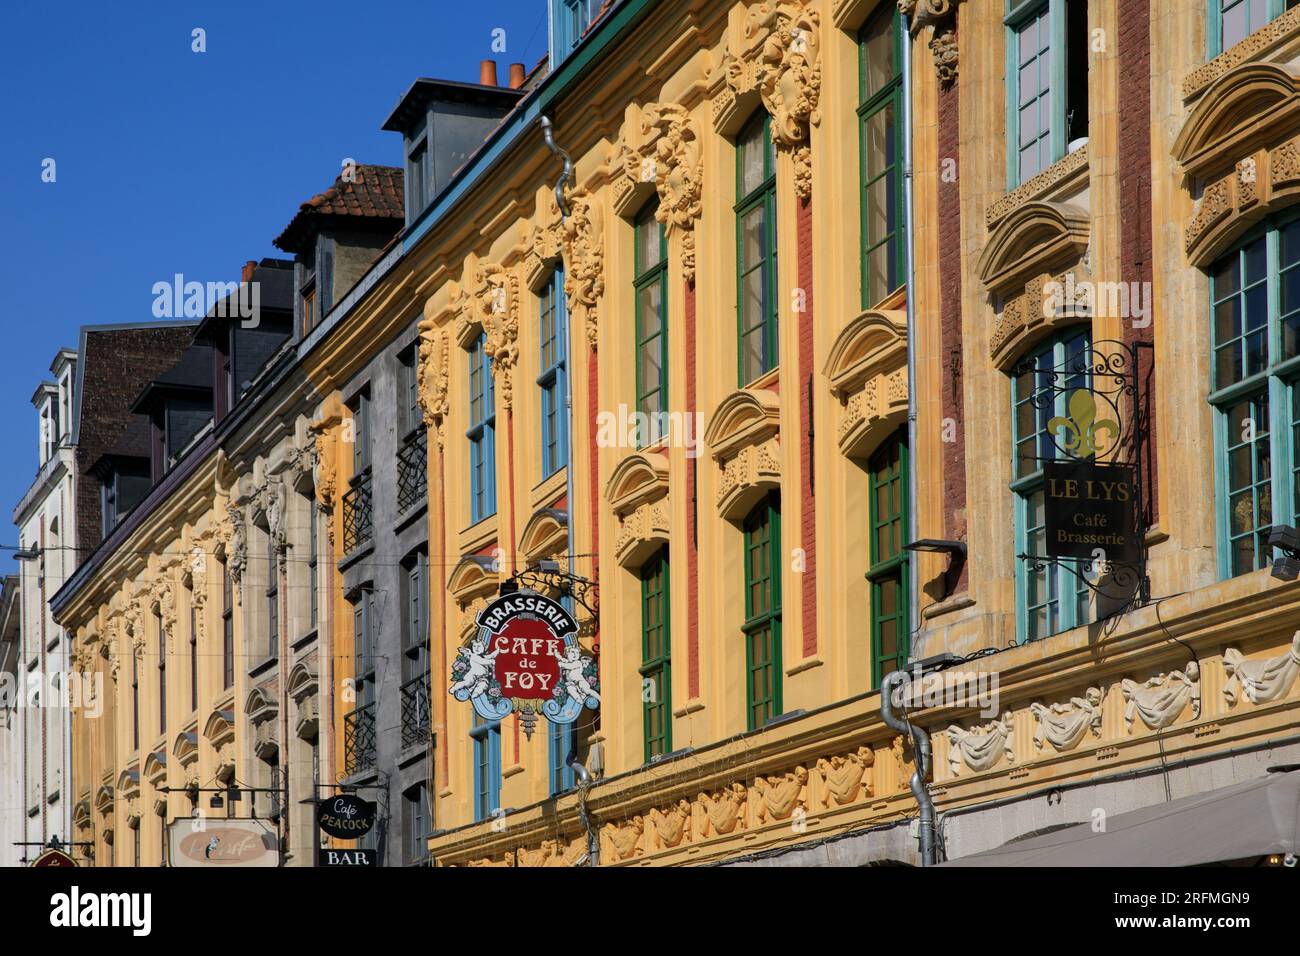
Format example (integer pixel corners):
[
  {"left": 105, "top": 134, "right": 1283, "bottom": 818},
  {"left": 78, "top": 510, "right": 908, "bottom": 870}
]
[
  {"left": 554, "top": 0, "right": 597, "bottom": 60},
  {"left": 407, "top": 136, "right": 429, "bottom": 222}
]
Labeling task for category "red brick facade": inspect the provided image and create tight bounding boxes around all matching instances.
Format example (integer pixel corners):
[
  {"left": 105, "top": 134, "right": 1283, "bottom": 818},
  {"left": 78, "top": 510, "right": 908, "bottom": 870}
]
[
  {"left": 797, "top": 197, "right": 818, "bottom": 656},
  {"left": 938, "top": 79, "right": 968, "bottom": 592}
]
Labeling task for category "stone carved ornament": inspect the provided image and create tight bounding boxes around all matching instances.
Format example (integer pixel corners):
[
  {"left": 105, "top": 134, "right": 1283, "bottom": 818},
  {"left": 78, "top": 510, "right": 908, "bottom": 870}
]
[
  {"left": 1030, "top": 687, "right": 1104, "bottom": 752},
  {"left": 417, "top": 325, "right": 450, "bottom": 447},
  {"left": 528, "top": 187, "right": 606, "bottom": 351},
  {"left": 898, "top": 1, "right": 966, "bottom": 85},
  {"left": 816, "top": 746, "right": 874, "bottom": 806},
  {"left": 1223, "top": 632, "right": 1300, "bottom": 707},
  {"left": 696, "top": 783, "right": 748, "bottom": 836},
  {"left": 946, "top": 712, "right": 1014, "bottom": 775},
  {"left": 1121, "top": 662, "right": 1201, "bottom": 732},
  {"left": 616, "top": 103, "right": 703, "bottom": 283},
  {"left": 719, "top": 0, "right": 822, "bottom": 199}
]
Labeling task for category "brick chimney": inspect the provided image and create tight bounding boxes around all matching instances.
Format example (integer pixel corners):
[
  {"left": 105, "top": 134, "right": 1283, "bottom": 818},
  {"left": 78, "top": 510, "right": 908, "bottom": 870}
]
[
  {"left": 508, "top": 63, "right": 526, "bottom": 90},
  {"left": 241, "top": 259, "right": 257, "bottom": 282},
  {"left": 480, "top": 59, "right": 498, "bottom": 87}
]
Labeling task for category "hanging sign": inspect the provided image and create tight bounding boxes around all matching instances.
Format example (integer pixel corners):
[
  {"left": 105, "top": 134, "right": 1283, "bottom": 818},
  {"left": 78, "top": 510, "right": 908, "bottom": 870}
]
[
  {"left": 450, "top": 589, "right": 599, "bottom": 739},
  {"left": 318, "top": 794, "right": 376, "bottom": 840},
  {"left": 168, "top": 819, "right": 279, "bottom": 867},
  {"left": 1043, "top": 460, "right": 1139, "bottom": 564},
  {"left": 30, "top": 848, "right": 77, "bottom": 868},
  {"left": 318, "top": 847, "right": 377, "bottom": 868}
]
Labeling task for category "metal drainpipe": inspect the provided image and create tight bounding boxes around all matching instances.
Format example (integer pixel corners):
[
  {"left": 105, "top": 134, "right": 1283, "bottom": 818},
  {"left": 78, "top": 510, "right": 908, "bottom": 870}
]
[
  {"left": 540, "top": 114, "right": 598, "bottom": 867},
  {"left": 881, "top": 669, "right": 936, "bottom": 866},
  {"left": 901, "top": 14, "right": 919, "bottom": 645}
]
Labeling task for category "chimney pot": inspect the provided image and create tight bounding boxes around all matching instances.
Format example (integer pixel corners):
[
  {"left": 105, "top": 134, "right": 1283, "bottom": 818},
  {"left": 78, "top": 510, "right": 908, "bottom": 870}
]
[
  {"left": 242, "top": 260, "right": 257, "bottom": 282},
  {"left": 480, "top": 59, "right": 498, "bottom": 87},
  {"left": 508, "top": 63, "right": 526, "bottom": 89}
]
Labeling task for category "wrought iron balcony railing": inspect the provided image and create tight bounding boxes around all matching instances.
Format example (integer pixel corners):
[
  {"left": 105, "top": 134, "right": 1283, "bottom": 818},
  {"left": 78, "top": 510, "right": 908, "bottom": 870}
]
[
  {"left": 342, "top": 474, "right": 374, "bottom": 555},
  {"left": 397, "top": 427, "right": 428, "bottom": 516},
  {"left": 344, "top": 702, "right": 377, "bottom": 775},
  {"left": 400, "top": 674, "right": 431, "bottom": 752}
]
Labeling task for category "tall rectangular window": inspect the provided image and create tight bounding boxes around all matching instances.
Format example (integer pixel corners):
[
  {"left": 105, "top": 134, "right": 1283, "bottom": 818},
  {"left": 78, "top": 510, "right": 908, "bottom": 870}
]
[
  {"left": 1012, "top": 330, "right": 1093, "bottom": 641},
  {"left": 266, "top": 563, "right": 278, "bottom": 661},
  {"left": 868, "top": 432, "right": 910, "bottom": 685},
  {"left": 404, "top": 783, "right": 430, "bottom": 866},
  {"left": 156, "top": 610, "right": 166, "bottom": 737},
  {"left": 549, "top": 720, "right": 576, "bottom": 795},
  {"left": 539, "top": 271, "right": 569, "bottom": 477},
  {"left": 468, "top": 332, "right": 497, "bottom": 522},
  {"left": 353, "top": 589, "right": 377, "bottom": 709},
  {"left": 470, "top": 712, "right": 501, "bottom": 822},
  {"left": 222, "top": 560, "right": 234, "bottom": 691},
  {"left": 1209, "top": 219, "right": 1300, "bottom": 578},
  {"left": 189, "top": 600, "right": 198, "bottom": 713},
  {"left": 743, "top": 493, "right": 782, "bottom": 730},
  {"left": 640, "top": 549, "right": 671, "bottom": 761},
  {"left": 859, "top": 5, "right": 905, "bottom": 307},
  {"left": 401, "top": 345, "right": 423, "bottom": 438},
  {"left": 131, "top": 651, "right": 139, "bottom": 751},
  {"left": 308, "top": 499, "right": 319, "bottom": 632},
  {"left": 736, "top": 114, "right": 778, "bottom": 385},
  {"left": 1006, "top": 0, "right": 1088, "bottom": 187},
  {"left": 351, "top": 389, "right": 372, "bottom": 478},
  {"left": 635, "top": 201, "right": 668, "bottom": 445},
  {"left": 403, "top": 552, "right": 429, "bottom": 685}
]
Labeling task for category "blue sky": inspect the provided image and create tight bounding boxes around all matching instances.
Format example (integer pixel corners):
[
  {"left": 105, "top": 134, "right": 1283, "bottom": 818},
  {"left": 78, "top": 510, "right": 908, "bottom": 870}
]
[{"left": 0, "top": 0, "right": 548, "bottom": 571}]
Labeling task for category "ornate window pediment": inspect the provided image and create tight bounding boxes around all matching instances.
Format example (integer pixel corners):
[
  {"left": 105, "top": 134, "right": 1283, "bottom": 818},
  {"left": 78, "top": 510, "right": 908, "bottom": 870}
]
[
  {"left": 824, "top": 309, "right": 908, "bottom": 460},
  {"left": 519, "top": 507, "right": 569, "bottom": 568},
  {"left": 116, "top": 767, "right": 140, "bottom": 798},
  {"left": 606, "top": 452, "right": 671, "bottom": 570},
  {"left": 449, "top": 554, "right": 500, "bottom": 640},
  {"left": 978, "top": 199, "right": 1092, "bottom": 371},
  {"left": 1176, "top": 63, "right": 1300, "bottom": 267},
  {"left": 143, "top": 749, "right": 167, "bottom": 786},
  {"left": 94, "top": 784, "right": 114, "bottom": 817},
  {"left": 705, "top": 389, "right": 782, "bottom": 521},
  {"left": 204, "top": 708, "right": 235, "bottom": 748},
  {"left": 246, "top": 687, "right": 280, "bottom": 761},
  {"left": 977, "top": 201, "right": 1090, "bottom": 298},
  {"left": 172, "top": 730, "right": 199, "bottom": 766},
  {"left": 287, "top": 661, "right": 319, "bottom": 741},
  {"left": 73, "top": 798, "right": 92, "bottom": 831}
]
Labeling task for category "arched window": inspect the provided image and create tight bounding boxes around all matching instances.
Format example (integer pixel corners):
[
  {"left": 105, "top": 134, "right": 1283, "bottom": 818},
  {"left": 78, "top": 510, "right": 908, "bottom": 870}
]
[
  {"left": 634, "top": 198, "right": 668, "bottom": 445},
  {"left": 1209, "top": 216, "right": 1300, "bottom": 577},
  {"left": 736, "top": 113, "right": 778, "bottom": 385},
  {"left": 868, "top": 430, "right": 909, "bottom": 685},
  {"left": 743, "top": 492, "right": 782, "bottom": 729},
  {"left": 1011, "top": 329, "right": 1092, "bottom": 641}
]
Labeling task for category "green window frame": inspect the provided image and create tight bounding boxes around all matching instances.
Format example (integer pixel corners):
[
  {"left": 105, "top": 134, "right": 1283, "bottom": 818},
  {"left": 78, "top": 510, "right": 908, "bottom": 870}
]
[
  {"left": 736, "top": 113, "right": 778, "bottom": 385},
  {"left": 470, "top": 711, "right": 502, "bottom": 822},
  {"left": 1210, "top": 0, "right": 1297, "bottom": 58},
  {"left": 1209, "top": 215, "right": 1300, "bottom": 578},
  {"left": 640, "top": 548, "right": 671, "bottom": 761},
  {"left": 634, "top": 199, "right": 668, "bottom": 446},
  {"left": 858, "top": 4, "right": 905, "bottom": 308},
  {"left": 743, "top": 493, "right": 782, "bottom": 730},
  {"left": 1005, "top": 0, "right": 1087, "bottom": 188},
  {"left": 1011, "top": 329, "right": 1093, "bottom": 642},
  {"left": 868, "top": 431, "right": 909, "bottom": 686}
]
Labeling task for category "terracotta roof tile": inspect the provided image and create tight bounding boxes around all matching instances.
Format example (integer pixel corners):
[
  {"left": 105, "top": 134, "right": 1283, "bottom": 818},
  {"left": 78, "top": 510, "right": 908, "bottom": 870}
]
[{"left": 274, "top": 164, "right": 404, "bottom": 253}]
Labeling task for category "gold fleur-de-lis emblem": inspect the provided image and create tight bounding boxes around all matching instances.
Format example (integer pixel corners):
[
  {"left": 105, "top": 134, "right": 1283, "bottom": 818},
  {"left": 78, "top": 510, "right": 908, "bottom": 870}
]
[{"left": 1048, "top": 390, "right": 1118, "bottom": 458}]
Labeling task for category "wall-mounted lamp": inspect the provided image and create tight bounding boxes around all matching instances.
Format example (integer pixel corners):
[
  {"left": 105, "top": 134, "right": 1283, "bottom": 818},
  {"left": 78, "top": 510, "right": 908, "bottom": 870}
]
[
  {"left": 904, "top": 538, "right": 968, "bottom": 599},
  {"left": 1268, "top": 526, "right": 1300, "bottom": 581}
]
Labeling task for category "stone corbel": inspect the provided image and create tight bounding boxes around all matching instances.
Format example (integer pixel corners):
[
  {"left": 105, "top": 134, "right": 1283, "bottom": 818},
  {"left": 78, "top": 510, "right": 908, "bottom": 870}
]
[
  {"left": 899, "top": 0, "right": 965, "bottom": 85},
  {"left": 417, "top": 322, "right": 450, "bottom": 449},
  {"left": 713, "top": 0, "right": 822, "bottom": 200},
  {"left": 527, "top": 189, "right": 605, "bottom": 351}
]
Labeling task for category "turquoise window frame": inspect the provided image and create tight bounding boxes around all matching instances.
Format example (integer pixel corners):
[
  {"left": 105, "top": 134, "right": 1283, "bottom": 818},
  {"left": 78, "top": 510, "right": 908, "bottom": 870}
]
[
  {"left": 1208, "top": 0, "right": 1295, "bottom": 58},
  {"left": 471, "top": 711, "right": 502, "bottom": 822},
  {"left": 1005, "top": 0, "right": 1066, "bottom": 189},
  {"left": 468, "top": 331, "right": 497, "bottom": 523},
  {"left": 1011, "top": 329, "right": 1093, "bottom": 643},
  {"left": 858, "top": 3, "right": 906, "bottom": 308},
  {"left": 735, "top": 113, "right": 779, "bottom": 386},
  {"left": 1208, "top": 214, "right": 1300, "bottom": 579},
  {"left": 539, "top": 269, "right": 569, "bottom": 478},
  {"left": 548, "top": 720, "right": 576, "bottom": 794}
]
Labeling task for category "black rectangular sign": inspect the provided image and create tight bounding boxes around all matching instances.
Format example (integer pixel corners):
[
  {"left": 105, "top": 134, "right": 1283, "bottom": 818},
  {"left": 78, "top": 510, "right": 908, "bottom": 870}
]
[
  {"left": 1042, "top": 461, "right": 1139, "bottom": 564},
  {"left": 318, "top": 848, "right": 377, "bottom": 868}
]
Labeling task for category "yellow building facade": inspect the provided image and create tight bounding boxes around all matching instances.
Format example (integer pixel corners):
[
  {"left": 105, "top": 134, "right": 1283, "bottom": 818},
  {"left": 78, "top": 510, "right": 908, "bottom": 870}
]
[{"left": 56, "top": 0, "right": 1300, "bottom": 868}]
